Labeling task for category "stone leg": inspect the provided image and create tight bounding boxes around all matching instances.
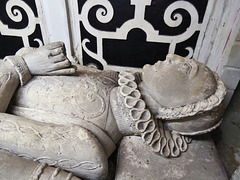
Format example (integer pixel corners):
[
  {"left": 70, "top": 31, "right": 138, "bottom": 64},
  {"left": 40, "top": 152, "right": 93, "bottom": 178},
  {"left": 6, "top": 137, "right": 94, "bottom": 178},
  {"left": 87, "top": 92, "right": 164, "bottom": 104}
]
[
  {"left": 0, "top": 113, "right": 108, "bottom": 180},
  {"left": 0, "top": 150, "right": 81, "bottom": 180},
  {"left": 115, "top": 135, "right": 228, "bottom": 180}
]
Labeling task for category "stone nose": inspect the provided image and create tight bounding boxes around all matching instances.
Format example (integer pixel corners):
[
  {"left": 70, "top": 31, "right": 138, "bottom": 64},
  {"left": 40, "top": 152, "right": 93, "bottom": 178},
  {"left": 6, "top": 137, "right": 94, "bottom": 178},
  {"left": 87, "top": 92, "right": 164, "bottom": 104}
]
[
  {"left": 165, "top": 54, "right": 186, "bottom": 63},
  {"left": 155, "top": 61, "right": 162, "bottom": 66},
  {"left": 143, "top": 64, "right": 150, "bottom": 70}
]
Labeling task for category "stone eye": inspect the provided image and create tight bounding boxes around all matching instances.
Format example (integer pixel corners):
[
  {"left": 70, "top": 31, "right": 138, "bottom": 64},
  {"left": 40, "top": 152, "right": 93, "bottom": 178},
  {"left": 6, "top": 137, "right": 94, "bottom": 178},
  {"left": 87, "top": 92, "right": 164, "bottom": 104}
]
[{"left": 181, "top": 63, "right": 192, "bottom": 74}]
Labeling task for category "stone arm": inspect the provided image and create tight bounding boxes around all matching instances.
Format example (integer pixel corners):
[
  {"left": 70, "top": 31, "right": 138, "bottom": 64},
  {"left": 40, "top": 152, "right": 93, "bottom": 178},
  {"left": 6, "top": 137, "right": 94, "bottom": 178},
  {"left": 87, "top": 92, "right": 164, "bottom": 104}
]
[
  {"left": 0, "top": 54, "right": 82, "bottom": 179},
  {"left": 0, "top": 58, "right": 21, "bottom": 113},
  {"left": 0, "top": 42, "right": 75, "bottom": 112}
]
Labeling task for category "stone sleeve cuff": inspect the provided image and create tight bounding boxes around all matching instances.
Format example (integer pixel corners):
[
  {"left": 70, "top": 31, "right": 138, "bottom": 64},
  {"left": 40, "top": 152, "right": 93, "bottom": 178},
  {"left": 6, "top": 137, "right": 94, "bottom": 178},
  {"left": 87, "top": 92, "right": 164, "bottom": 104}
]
[
  {"left": 114, "top": 113, "right": 137, "bottom": 135},
  {"left": 4, "top": 55, "right": 32, "bottom": 86}
]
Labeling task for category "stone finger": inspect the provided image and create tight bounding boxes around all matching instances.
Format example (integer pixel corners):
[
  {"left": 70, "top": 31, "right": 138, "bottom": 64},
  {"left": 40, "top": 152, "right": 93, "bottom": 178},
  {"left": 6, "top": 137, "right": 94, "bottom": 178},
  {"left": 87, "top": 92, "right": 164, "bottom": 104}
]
[
  {"left": 44, "top": 41, "right": 64, "bottom": 50},
  {"left": 54, "top": 59, "right": 71, "bottom": 69},
  {"left": 49, "top": 47, "right": 64, "bottom": 57},
  {"left": 47, "top": 68, "right": 76, "bottom": 75},
  {"left": 51, "top": 53, "right": 66, "bottom": 63}
]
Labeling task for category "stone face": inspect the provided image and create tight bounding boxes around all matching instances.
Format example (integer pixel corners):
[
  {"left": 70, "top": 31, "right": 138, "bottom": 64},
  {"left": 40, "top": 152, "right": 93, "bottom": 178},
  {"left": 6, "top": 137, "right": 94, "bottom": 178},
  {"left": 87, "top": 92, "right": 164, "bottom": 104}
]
[
  {"left": 142, "top": 54, "right": 218, "bottom": 108},
  {"left": 115, "top": 135, "right": 228, "bottom": 180},
  {"left": 142, "top": 54, "right": 226, "bottom": 135}
]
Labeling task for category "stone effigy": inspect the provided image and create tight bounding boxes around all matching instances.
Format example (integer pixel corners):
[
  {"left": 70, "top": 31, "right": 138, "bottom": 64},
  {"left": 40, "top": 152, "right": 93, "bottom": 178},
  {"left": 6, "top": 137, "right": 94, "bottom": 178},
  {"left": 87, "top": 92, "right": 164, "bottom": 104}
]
[{"left": 0, "top": 42, "right": 226, "bottom": 179}]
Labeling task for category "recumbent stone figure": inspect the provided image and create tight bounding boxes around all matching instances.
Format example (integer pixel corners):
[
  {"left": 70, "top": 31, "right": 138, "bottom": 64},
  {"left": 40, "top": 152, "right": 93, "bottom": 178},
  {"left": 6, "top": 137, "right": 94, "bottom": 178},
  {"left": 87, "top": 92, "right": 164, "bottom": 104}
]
[{"left": 0, "top": 42, "right": 226, "bottom": 179}]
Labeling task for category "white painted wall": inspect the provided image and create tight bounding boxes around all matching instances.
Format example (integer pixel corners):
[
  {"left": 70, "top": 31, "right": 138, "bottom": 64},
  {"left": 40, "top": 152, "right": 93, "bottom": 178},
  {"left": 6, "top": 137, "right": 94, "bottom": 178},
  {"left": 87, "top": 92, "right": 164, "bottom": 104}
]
[
  {"left": 196, "top": 0, "right": 240, "bottom": 107},
  {"left": 40, "top": 0, "right": 76, "bottom": 62}
]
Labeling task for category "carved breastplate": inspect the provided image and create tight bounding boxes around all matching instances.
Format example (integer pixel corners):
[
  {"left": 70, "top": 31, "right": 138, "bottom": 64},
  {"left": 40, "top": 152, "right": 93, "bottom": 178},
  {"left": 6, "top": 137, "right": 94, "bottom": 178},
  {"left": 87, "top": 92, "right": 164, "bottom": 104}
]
[{"left": 8, "top": 73, "right": 118, "bottom": 131}]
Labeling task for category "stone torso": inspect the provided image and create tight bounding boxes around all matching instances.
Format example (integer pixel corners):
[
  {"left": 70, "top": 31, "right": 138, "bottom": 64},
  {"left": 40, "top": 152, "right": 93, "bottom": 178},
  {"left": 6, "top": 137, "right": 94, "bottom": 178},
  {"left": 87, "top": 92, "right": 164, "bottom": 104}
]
[{"left": 8, "top": 71, "right": 120, "bottom": 144}]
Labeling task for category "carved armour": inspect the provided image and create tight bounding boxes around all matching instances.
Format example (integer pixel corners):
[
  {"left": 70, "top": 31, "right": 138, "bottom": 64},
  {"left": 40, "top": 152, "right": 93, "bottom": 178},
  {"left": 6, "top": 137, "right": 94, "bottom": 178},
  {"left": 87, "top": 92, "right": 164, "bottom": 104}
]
[
  {"left": 10, "top": 72, "right": 115, "bottom": 125},
  {"left": 8, "top": 71, "right": 120, "bottom": 157}
]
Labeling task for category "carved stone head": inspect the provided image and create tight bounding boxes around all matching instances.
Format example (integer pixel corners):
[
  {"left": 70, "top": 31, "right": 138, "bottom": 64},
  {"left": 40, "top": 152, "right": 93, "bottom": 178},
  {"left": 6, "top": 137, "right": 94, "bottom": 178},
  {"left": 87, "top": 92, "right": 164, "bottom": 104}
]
[
  {"left": 142, "top": 54, "right": 218, "bottom": 107},
  {"left": 142, "top": 54, "right": 226, "bottom": 135}
]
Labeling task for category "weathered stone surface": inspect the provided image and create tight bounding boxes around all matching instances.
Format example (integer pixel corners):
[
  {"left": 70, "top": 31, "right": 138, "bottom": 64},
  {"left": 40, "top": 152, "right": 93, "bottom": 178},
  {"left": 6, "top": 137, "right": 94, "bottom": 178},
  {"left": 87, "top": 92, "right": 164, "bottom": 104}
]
[
  {"left": 231, "top": 166, "right": 240, "bottom": 180},
  {"left": 213, "top": 85, "right": 240, "bottom": 178},
  {"left": 115, "top": 135, "right": 228, "bottom": 180},
  {"left": 220, "top": 67, "right": 240, "bottom": 90},
  {"left": 0, "top": 113, "right": 108, "bottom": 180},
  {"left": 0, "top": 151, "right": 81, "bottom": 180},
  {"left": 227, "top": 42, "right": 240, "bottom": 68}
]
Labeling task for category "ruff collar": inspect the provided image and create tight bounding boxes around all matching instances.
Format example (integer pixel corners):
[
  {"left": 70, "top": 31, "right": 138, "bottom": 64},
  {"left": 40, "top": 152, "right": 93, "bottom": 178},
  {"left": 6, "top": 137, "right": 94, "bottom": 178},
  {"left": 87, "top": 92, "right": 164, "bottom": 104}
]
[{"left": 116, "top": 70, "right": 191, "bottom": 158}]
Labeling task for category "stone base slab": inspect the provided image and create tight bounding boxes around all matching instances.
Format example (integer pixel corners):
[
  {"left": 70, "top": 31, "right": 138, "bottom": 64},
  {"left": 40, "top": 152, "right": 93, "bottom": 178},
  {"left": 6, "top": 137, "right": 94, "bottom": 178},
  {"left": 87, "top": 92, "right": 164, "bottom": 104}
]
[{"left": 115, "top": 135, "right": 228, "bottom": 180}]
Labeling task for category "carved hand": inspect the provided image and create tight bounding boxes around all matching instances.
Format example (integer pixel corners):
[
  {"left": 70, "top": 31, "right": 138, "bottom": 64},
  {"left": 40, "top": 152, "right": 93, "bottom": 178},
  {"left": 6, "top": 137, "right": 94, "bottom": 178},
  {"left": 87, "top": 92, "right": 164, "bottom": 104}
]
[{"left": 20, "top": 42, "right": 75, "bottom": 75}]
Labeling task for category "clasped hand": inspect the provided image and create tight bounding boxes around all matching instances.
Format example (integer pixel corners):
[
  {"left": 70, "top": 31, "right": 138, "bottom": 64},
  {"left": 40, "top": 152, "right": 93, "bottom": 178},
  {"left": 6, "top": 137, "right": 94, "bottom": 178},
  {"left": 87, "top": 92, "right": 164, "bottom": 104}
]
[{"left": 18, "top": 42, "right": 75, "bottom": 76}]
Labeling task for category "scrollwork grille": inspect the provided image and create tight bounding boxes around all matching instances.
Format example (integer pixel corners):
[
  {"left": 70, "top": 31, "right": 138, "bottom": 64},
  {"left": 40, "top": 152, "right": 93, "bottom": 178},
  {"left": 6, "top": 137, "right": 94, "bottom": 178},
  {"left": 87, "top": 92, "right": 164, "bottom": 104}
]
[
  {"left": 0, "top": 0, "right": 45, "bottom": 59},
  {"left": 73, "top": 0, "right": 211, "bottom": 69}
]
